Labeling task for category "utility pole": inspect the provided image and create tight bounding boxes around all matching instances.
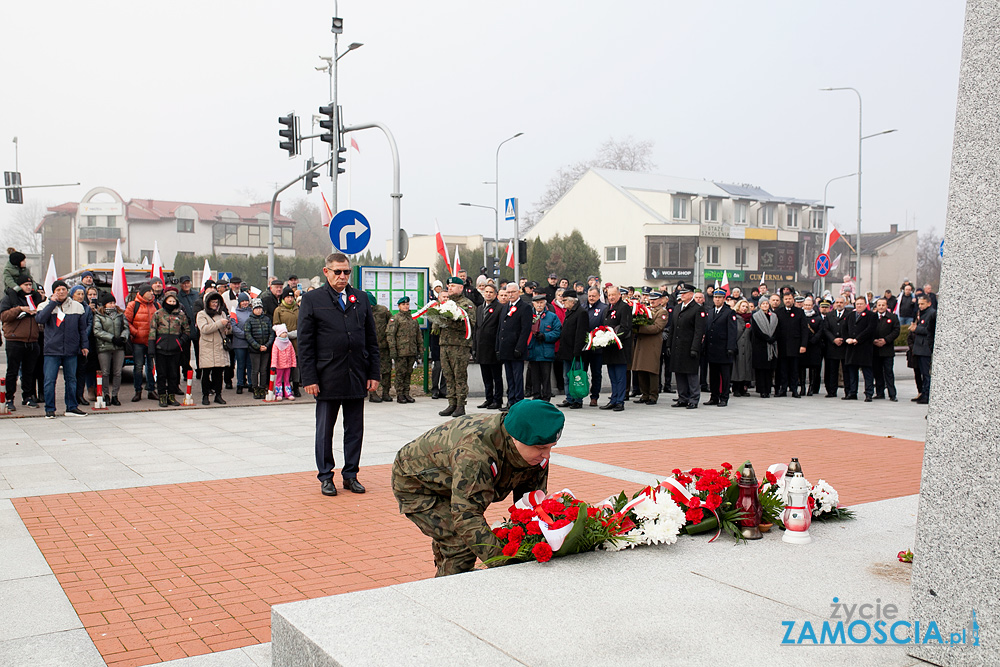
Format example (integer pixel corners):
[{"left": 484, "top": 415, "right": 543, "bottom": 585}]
[{"left": 330, "top": 7, "right": 342, "bottom": 223}]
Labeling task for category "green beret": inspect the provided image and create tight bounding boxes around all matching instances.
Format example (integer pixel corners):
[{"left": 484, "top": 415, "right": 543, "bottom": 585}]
[
  {"left": 367, "top": 291, "right": 377, "bottom": 306},
  {"left": 447, "top": 277, "right": 464, "bottom": 286},
  {"left": 397, "top": 296, "right": 410, "bottom": 305},
  {"left": 504, "top": 400, "right": 565, "bottom": 446}
]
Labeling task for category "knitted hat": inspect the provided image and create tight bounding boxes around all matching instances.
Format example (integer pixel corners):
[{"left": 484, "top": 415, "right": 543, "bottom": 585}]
[
  {"left": 504, "top": 400, "right": 565, "bottom": 447},
  {"left": 281, "top": 286, "right": 295, "bottom": 299},
  {"left": 250, "top": 297, "right": 263, "bottom": 309},
  {"left": 15, "top": 273, "right": 33, "bottom": 286},
  {"left": 9, "top": 250, "right": 26, "bottom": 266},
  {"left": 99, "top": 292, "right": 117, "bottom": 306},
  {"left": 237, "top": 292, "right": 251, "bottom": 303},
  {"left": 137, "top": 283, "right": 154, "bottom": 297},
  {"left": 51, "top": 279, "right": 68, "bottom": 292}
]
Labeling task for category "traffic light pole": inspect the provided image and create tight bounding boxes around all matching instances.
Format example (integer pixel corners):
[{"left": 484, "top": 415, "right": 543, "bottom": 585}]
[
  {"left": 268, "top": 157, "right": 333, "bottom": 279},
  {"left": 341, "top": 122, "right": 401, "bottom": 267},
  {"left": 330, "top": 9, "right": 341, "bottom": 229}
]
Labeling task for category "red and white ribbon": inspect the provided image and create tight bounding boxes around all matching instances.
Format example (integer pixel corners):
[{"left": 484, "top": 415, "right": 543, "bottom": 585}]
[{"left": 584, "top": 326, "right": 622, "bottom": 351}]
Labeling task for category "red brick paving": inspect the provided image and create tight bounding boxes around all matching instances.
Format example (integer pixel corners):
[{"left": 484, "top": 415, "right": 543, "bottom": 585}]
[
  {"left": 561, "top": 428, "right": 924, "bottom": 506},
  {"left": 12, "top": 429, "right": 923, "bottom": 666}
]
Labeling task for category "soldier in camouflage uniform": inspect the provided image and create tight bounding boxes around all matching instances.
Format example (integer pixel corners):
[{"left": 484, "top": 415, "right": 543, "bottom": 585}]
[
  {"left": 368, "top": 292, "right": 393, "bottom": 402},
  {"left": 392, "top": 400, "right": 564, "bottom": 576},
  {"left": 438, "top": 277, "right": 477, "bottom": 418},
  {"left": 386, "top": 296, "right": 423, "bottom": 403}
]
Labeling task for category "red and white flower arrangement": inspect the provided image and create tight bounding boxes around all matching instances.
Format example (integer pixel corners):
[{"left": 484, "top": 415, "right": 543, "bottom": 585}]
[{"left": 585, "top": 325, "right": 622, "bottom": 350}]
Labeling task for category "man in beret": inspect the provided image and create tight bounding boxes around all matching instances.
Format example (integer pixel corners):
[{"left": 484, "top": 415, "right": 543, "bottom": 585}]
[
  {"left": 386, "top": 296, "right": 423, "bottom": 403},
  {"left": 439, "top": 277, "right": 477, "bottom": 417},
  {"left": 392, "top": 400, "right": 563, "bottom": 576}
]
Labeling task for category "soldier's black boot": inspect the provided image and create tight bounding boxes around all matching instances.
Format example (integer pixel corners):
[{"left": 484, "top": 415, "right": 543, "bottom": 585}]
[
  {"left": 369, "top": 393, "right": 382, "bottom": 403},
  {"left": 438, "top": 404, "right": 456, "bottom": 417},
  {"left": 451, "top": 405, "right": 466, "bottom": 418}
]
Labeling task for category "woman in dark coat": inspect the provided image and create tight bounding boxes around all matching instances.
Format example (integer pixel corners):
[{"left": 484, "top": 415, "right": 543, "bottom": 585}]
[
  {"left": 731, "top": 299, "right": 754, "bottom": 397},
  {"left": 799, "top": 296, "right": 826, "bottom": 395},
  {"left": 555, "top": 290, "right": 590, "bottom": 408},
  {"left": 750, "top": 297, "right": 778, "bottom": 398}
]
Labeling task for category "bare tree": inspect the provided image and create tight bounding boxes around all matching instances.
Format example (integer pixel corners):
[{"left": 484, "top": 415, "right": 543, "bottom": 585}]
[
  {"left": 0, "top": 200, "right": 46, "bottom": 254},
  {"left": 527, "top": 136, "right": 657, "bottom": 228},
  {"left": 917, "top": 227, "right": 943, "bottom": 288},
  {"left": 285, "top": 198, "right": 329, "bottom": 257}
]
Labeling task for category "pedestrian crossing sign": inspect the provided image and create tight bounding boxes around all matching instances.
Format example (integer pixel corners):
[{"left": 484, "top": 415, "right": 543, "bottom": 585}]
[{"left": 504, "top": 197, "right": 517, "bottom": 222}]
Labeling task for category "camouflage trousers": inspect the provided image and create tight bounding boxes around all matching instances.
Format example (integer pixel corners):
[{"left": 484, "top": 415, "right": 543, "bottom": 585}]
[
  {"left": 402, "top": 496, "right": 478, "bottom": 577},
  {"left": 440, "top": 345, "right": 470, "bottom": 406},
  {"left": 373, "top": 348, "right": 392, "bottom": 398},
  {"left": 394, "top": 356, "right": 415, "bottom": 398}
]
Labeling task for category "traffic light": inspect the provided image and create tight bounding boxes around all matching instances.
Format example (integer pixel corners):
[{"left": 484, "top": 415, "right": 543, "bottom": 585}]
[
  {"left": 304, "top": 158, "right": 320, "bottom": 193},
  {"left": 518, "top": 240, "right": 528, "bottom": 264},
  {"left": 278, "top": 113, "right": 299, "bottom": 158},
  {"left": 318, "top": 105, "right": 335, "bottom": 147},
  {"left": 336, "top": 146, "right": 347, "bottom": 175},
  {"left": 4, "top": 171, "right": 23, "bottom": 205},
  {"left": 488, "top": 255, "right": 500, "bottom": 278}
]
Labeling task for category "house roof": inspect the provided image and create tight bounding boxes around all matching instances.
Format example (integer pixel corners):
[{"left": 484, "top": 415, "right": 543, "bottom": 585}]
[
  {"left": 844, "top": 230, "right": 917, "bottom": 253},
  {"left": 125, "top": 199, "right": 295, "bottom": 225}
]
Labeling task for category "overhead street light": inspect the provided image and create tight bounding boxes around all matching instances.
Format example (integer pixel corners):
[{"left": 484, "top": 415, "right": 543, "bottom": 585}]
[
  {"left": 492, "top": 133, "right": 524, "bottom": 273},
  {"left": 459, "top": 202, "right": 498, "bottom": 264}
]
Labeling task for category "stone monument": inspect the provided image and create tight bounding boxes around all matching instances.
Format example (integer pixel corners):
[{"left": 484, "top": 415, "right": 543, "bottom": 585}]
[{"left": 909, "top": 1, "right": 999, "bottom": 664}]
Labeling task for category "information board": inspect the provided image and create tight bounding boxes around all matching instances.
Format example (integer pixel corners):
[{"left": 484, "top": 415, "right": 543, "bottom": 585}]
[{"left": 354, "top": 265, "right": 431, "bottom": 328}]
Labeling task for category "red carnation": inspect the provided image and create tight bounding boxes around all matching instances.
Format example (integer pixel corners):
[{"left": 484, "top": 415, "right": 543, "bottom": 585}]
[
  {"left": 765, "top": 471, "right": 777, "bottom": 485},
  {"left": 721, "top": 462, "right": 733, "bottom": 470},
  {"left": 532, "top": 542, "right": 553, "bottom": 563},
  {"left": 494, "top": 527, "right": 509, "bottom": 540},
  {"left": 587, "top": 507, "right": 600, "bottom": 518},
  {"left": 685, "top": 508, "right": 704, "bottom": 523},
  {"left": 687, "top": 496, "right": 701, "bottom": 508},
  {"left": 549, "top": 518, "right": 571, "bottom": 529},
  {"left": 526, "top": 521, "right": 542, "bottom": 536},
  {"left": 502, "top": 541, "right": 520, "bottom": 557},
  {"left": 507, "top": 526, "right": 525, "bottom": 543},
  {"left": 671, "top": 468, "right": 682, "bottom": 476},
  {"left": 541, "top": 499, "right": 564, "bottom": 513},
  {"left": 565, "top": 505, "right": 579, "bottom": 520},
  {"left": 704, "top": 493, "right": 722, "bottom": 511}
]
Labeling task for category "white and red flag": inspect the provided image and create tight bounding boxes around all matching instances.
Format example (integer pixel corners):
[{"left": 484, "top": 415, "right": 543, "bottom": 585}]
[
  {"left": 112, "top": 240, "right": 128, "bottom": 309},
  {"left": 453, "top": 246, "right": 462, "bottom": 275},
  {"left": 720, "top": 270, "right": 730, "bottom": 295},
  {"left": 43, "top": 254, "right": 58, "bottom": 296},
  {"left": 150, "top": 242, "right": 164, "bottom": 284},
  {"left": 505, "top": 240, "right": 515, "bottom": 269},
  {"left": 321, "top": 192, "right": 334, "bottom": 227},
  {"left": 824, "top": 225, "right": 842, "bottom": 254},
  {"left": 435, "top": 220, "right": 452, "bottom": 275}
]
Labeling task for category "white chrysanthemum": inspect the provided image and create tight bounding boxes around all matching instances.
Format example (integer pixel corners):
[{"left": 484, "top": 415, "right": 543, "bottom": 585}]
[
  {"left": 810, "top": 479, "right": 839, "bottom": 515},
  {"left": 592, "top": 329, "right": 616, "bottom": 348},
  {"left": 439, "top": 300, "right": 463, "bottom": 318}
]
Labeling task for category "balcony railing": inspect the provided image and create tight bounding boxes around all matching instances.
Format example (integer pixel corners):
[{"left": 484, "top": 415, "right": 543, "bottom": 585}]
[{"left": 78, "top": 226, "right": 121, "bottom": 240}]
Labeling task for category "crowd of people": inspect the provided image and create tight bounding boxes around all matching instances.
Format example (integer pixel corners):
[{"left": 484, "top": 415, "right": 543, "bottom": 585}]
[
  {"left": 413, "top": 268, "right": 939, "bottom": 417},
  {"left": 1, "top": 248, "right": 308, "bottom": 417}
]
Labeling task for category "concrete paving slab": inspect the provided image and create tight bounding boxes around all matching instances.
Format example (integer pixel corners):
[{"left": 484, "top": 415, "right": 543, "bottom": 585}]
[
  {"left": 0, "top": 576, "right": 82, "bottom": 641},
  {"left": 157, "top": 646, "right": 261, "bottom": 666},
  {"left": 0, "top": 536, "right": 54, "bottom": 581},
  {"left": 0, "top": 629, "right": 105, "bottom": 667}
]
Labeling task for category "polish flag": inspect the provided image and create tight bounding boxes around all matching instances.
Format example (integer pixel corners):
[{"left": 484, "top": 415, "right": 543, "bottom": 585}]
[
  {"left": 435, "top": 220, "right": 452, "bottom": 275},
  {"left": 453, "top": 246, "right": 462, "bottom": 275},
  {"left": 830, "top": 254, "right": 842, "bottom": 272},
  {"left": 43, "top": 255, "right": 58, "bottom": 297},
  {"left": 720, "top": 270, "right": 730, "bottom": 295},
  {"left": 350, "top": 137, "right": 360, "bottom": 152},
  {"left": 112, "top": 239, "right": 128, "bottom": 309},
  {"left": 321, "top": 192, "right": 334, "bottom": 227},
  {"left": 824, "top": 225, "right": 842, "bottom": 254},
  {"left": 150, "top": 242, "right": 164, "bottom": 284},
  {"left": 714, "top": 279, "right": 719, "bottom": 291},
  {"left": 759, "top": 272, "right": 766, "bottom": 287},
  {"left": 505, "top": 240, "right": 515, "bottom": 269},
  {"left": 202, "top": 257, "right": 213, "bottom": 287}
]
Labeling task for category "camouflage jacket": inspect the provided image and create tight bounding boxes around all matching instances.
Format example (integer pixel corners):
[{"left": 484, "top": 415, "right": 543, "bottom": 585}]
[
  {"left": 438, "top": 296, "right": 476, "bottom": 348},
  {"left": 392, "top": 413, "right": 548, "bottom": 567},
  {"left": 150, "top": 308, "right": 191, "bottom": 353},
  {"left": 387, "top": 311, "right": 423, "bottom": 358},
  {"left": 373, "top": 304, "right": 392, "bottom": 350}
]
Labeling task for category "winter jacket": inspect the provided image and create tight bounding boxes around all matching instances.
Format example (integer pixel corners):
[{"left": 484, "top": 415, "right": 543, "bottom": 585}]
[
  {"left": 372, "top": 304, "right": 392, "bottom": 350},
  {"left": 912, "top": 307, "right": 936, "bottom": 357},
  {"left": 244, "top": 312, "right": 275, "bottom": 351},
  {"left": 261, "top": 291, "right": 281, "bottom": 321},
  {"left": 439, "top": 296, "right": 476, "bottom": 348},
  {"left": 176, "top": 289, "right": 201, "bottom": 340},
  {"left": 35, "top": 297, "right": 89, "bottom": 356},
  {"left": 0, "top": 286, "right": 42, "bottom": 343},
  {"left": 526, "top": 309, "right": 561, "bottom": 362},
  {"left": 273, "top": 301, "right": 299, "bottom": 353},
  {"left": 271, "top": 338, "right": 297, "bottom": 370},
  {"left": 125, "top": 293, "right": 158, "bottom": 345},
  {"left": 197, "top": 304, "right": 231, "bottom": 369},
  {"left": 229, "top": 304, "right": 252, "bottom": 349},
  {"left": 150, "top": 307, "right": 191, "bottom": 354},
  {"left": 556, "top": 302, "right": 590, "bottom": 362},
  {"left": 3, "top": 261, "right": 28, "bottom": 292},
  {"left": 93, "top": 308, "right": 130, "bottom": 354}
]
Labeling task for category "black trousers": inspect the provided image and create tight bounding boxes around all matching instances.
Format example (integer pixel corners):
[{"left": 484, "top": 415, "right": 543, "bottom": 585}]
[
  {"left": 661, "top": 340, "right": 671, "bottom": 391},
  {"left": 584, "top": 351, "right": 603, "bottom": 400},
  {"left": 636, "top": 371, "right": 659, "bottom": 402},
  {"left": 699, "top": 356, "right": 709, "bottom": 389},
  {"left": 755, "top": 368, "right": 773, "bottom": 396},
  {"left": 676, "top": 372, "right": 700, "bottom": 406},
  {"left": 872, "top": 355, "right": 896, "bottom": 399},
  {"left": 156, "top": 352, "right": 180, "bottom": 396},
  {"left": 800, "top": 363, "right": 822, "bottom": 395},
  {"left": 224, "top": 348, "right": 235, "bottom": 385},
  {"left": 915, "top": 355, "right": 932, "bottom": 398},
  {"left": 824, "top": 357, "right": 845, "bottom": 396},
  {"left": 845, "top": 364, "right": 874, "bottom": 398},
  {"left": 201, "top": 367, "right": 224, "bottom": 396},
  {"left": 527, "top": 360, "right": 552, "bottom": 401},
  {"left": 776, "top": 355, "right": 799, "bottom": 394},
  {"left": 479, "top": 362, "right": 504, "bottom": 404},
  {"left": 504, "top": 359, "right": 525, "bottom": 404},
  {"left": 315, "top": 398, "right": 365, "bottom": 482},
  {"left": 5, "top": 341, "right": 40, "bottom": 402},
  {"left": 181, "top": 339, "right": 196, "bottom": 377},
  {"left": 709, "top": 362, "right": 732, "bottom": 401}
]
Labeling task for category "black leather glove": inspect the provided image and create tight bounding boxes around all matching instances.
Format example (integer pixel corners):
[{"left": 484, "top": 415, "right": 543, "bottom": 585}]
[
  {"left": 514, "top": 350, "right": 522, "bottom": 360},
  {"left": 689, "top": 351, "right": 698, "bottom": 359},
  {"left": 728, "top": 350, "right": 736, "bottom": 357},
  {"left": 112, "top": 336, "right": 124, "bottom": 347}
]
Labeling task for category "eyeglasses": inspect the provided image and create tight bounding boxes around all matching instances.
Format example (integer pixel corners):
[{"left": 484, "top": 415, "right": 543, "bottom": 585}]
[{"left": 326, "top": 269, "right": 350, "bottom": 276}]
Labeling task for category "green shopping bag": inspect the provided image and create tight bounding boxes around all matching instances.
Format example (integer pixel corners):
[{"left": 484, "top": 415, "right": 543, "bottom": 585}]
[{"left": 567, "top": 357, "right": 590, "bottom": 399}]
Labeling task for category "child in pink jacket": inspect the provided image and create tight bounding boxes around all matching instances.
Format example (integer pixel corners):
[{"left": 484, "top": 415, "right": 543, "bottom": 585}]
[{"left": 271, "top": 324, "right": 297, "bottom": 400}]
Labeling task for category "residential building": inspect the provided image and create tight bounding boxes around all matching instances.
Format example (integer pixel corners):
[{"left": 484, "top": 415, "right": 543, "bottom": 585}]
[
  {"left": 37, "top": 186, "right": 296, "bottom": 272},
  {"left": 386, "top": 233, "right": 505, "bottom": 279},
  {"left": 525, "top": 168, "right": 829, "bottom": 292},
  {"left": 839, "top": 224, "right": 918, "bottom": 295}
]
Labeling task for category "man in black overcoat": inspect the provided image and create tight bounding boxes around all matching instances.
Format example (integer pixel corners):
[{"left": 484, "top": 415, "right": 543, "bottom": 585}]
[
  {"left": 666, "top": 283, "right": 706, "bottom": 409},
  {"left": 703, "top": 289, "right": 739, "bottom": 407}
]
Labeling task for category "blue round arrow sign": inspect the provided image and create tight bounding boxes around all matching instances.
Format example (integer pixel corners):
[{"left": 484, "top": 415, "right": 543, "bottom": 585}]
[{"left": 329, "top": 209, "right": 371, "bottom": 254}]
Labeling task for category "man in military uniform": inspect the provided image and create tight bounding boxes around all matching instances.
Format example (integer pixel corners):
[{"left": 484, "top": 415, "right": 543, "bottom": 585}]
[
  {"left": 387, "top": 296, "right": 423, "bottom": 404},
  {"left": 369, "top": 293, "right": 393, "bottom": 402},
  {"left": 392, "top": 400, "right": 564, "bottom": 576},
  {"left": 666, "top": 283, "right": 706, "bottom": 409},
  {"left": 439, "top": 276, "right": 477, "bottom": 418},
  {"left": 703, "top": 288, "right": 739, "bottom": 407}
]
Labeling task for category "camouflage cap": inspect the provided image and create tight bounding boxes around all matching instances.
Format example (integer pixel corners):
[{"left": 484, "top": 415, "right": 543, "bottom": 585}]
[{"left": 504, "top": 400, "right": 565, "bottom": 446}]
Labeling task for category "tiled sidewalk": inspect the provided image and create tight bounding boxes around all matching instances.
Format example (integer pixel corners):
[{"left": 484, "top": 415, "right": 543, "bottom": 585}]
[{"left": 12, "top": 428, "right": 923, "bottom": 667}]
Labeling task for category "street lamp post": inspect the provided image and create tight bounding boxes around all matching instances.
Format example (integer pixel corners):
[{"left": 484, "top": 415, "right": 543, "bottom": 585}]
[
  {"left": 821, "top": 172, "right": 857, "bottom": 293},
  {"left": 820, "top": 87, "right": 897, "bottom": 295},
  {"left": 317, "top": 40, "right": 363, "bottom": 224},
  {"left": 458, "top": 202, "right": 498, "bottom": 265},
  {"left": 493, "top": 133, "right": 523, "bottom": 262}
]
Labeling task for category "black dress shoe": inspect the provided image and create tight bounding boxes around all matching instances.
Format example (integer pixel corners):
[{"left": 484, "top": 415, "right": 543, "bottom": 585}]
[
  {"left": 612, "top": 403, "right": 625, "bottom": 412},
  {"left": 632, "top": 397, "right": 647, "bottom": 404},
  {"left": 321, "top": 480, "right": 338, "bottom": 496},
  {"left": 369, "top": 394, "right": 383, "bottom": 403},
  {"left": 911, "top": 395, "right": 923, "bottom": 402},
  {"left": 148, "top": 391, "right": 158, "bottom": 400},
  {"left": 671, "top": 401, "right": 689, "bottom": 408},
  {"left": 873, "top": 394, "right": 885, "bottom": 400},
  {"left": 214, "top": 394, "right": 227, "bottom": 405},
  {"left": 718, "top": 400, "right": 728, "bottom": 407},
  {"left": 478, "top": 400, "right": 492, "bottom": 408},
  {"left": 556, "top": 400, "right": 572, "bottom": 407},
  {"left": 439, "top": 405, "right": 456, "bottom": 416},
  {"left": 500, "top": 404, "right": 510, "bottom": 412},
  {"left": 110, "top": 397, "right": 121, "bottom": 406},
  {"left": 889, "top": 397, "right": 898, "bottom": 402},
  {"left": 864, "top": 396, "right": 873, "bottom": 402},
  {"left": 236, "top": 386, "right": 244, "bottom": 395},
  {"left": 569, "top": 403, "right": 582, "bottom": 409},
  {"left": 916, "top": 397, "right": 929, "bottom": 404},
  {"left": 598, "top": 402, "right": 615, "bottom": 410},
  {"left": 644, "top": 400, "right": 657, "bottom": 405},
  {"left": 826, "top": 393, "right": 837, "bottom": 398},
  {"left": 791, "top": 392, "right": 801, "bottom": 399},
  {"left": 705, "top": 398, "right": 719, "bottom": 406},
  {"left": 774, "top": 391, "right": 787, "bottom": 398},
  {"left": 132, "top": 392, "right": 142, "bottom": 402},
  {"left": 806, "top": 389, "right": 814, "bottom": 396},
  {"left": 343, "top": 478, "right": 366, "bottom": 494},
  {"left": 686, "top": 403, "right": 699, "bottom": 409}
]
